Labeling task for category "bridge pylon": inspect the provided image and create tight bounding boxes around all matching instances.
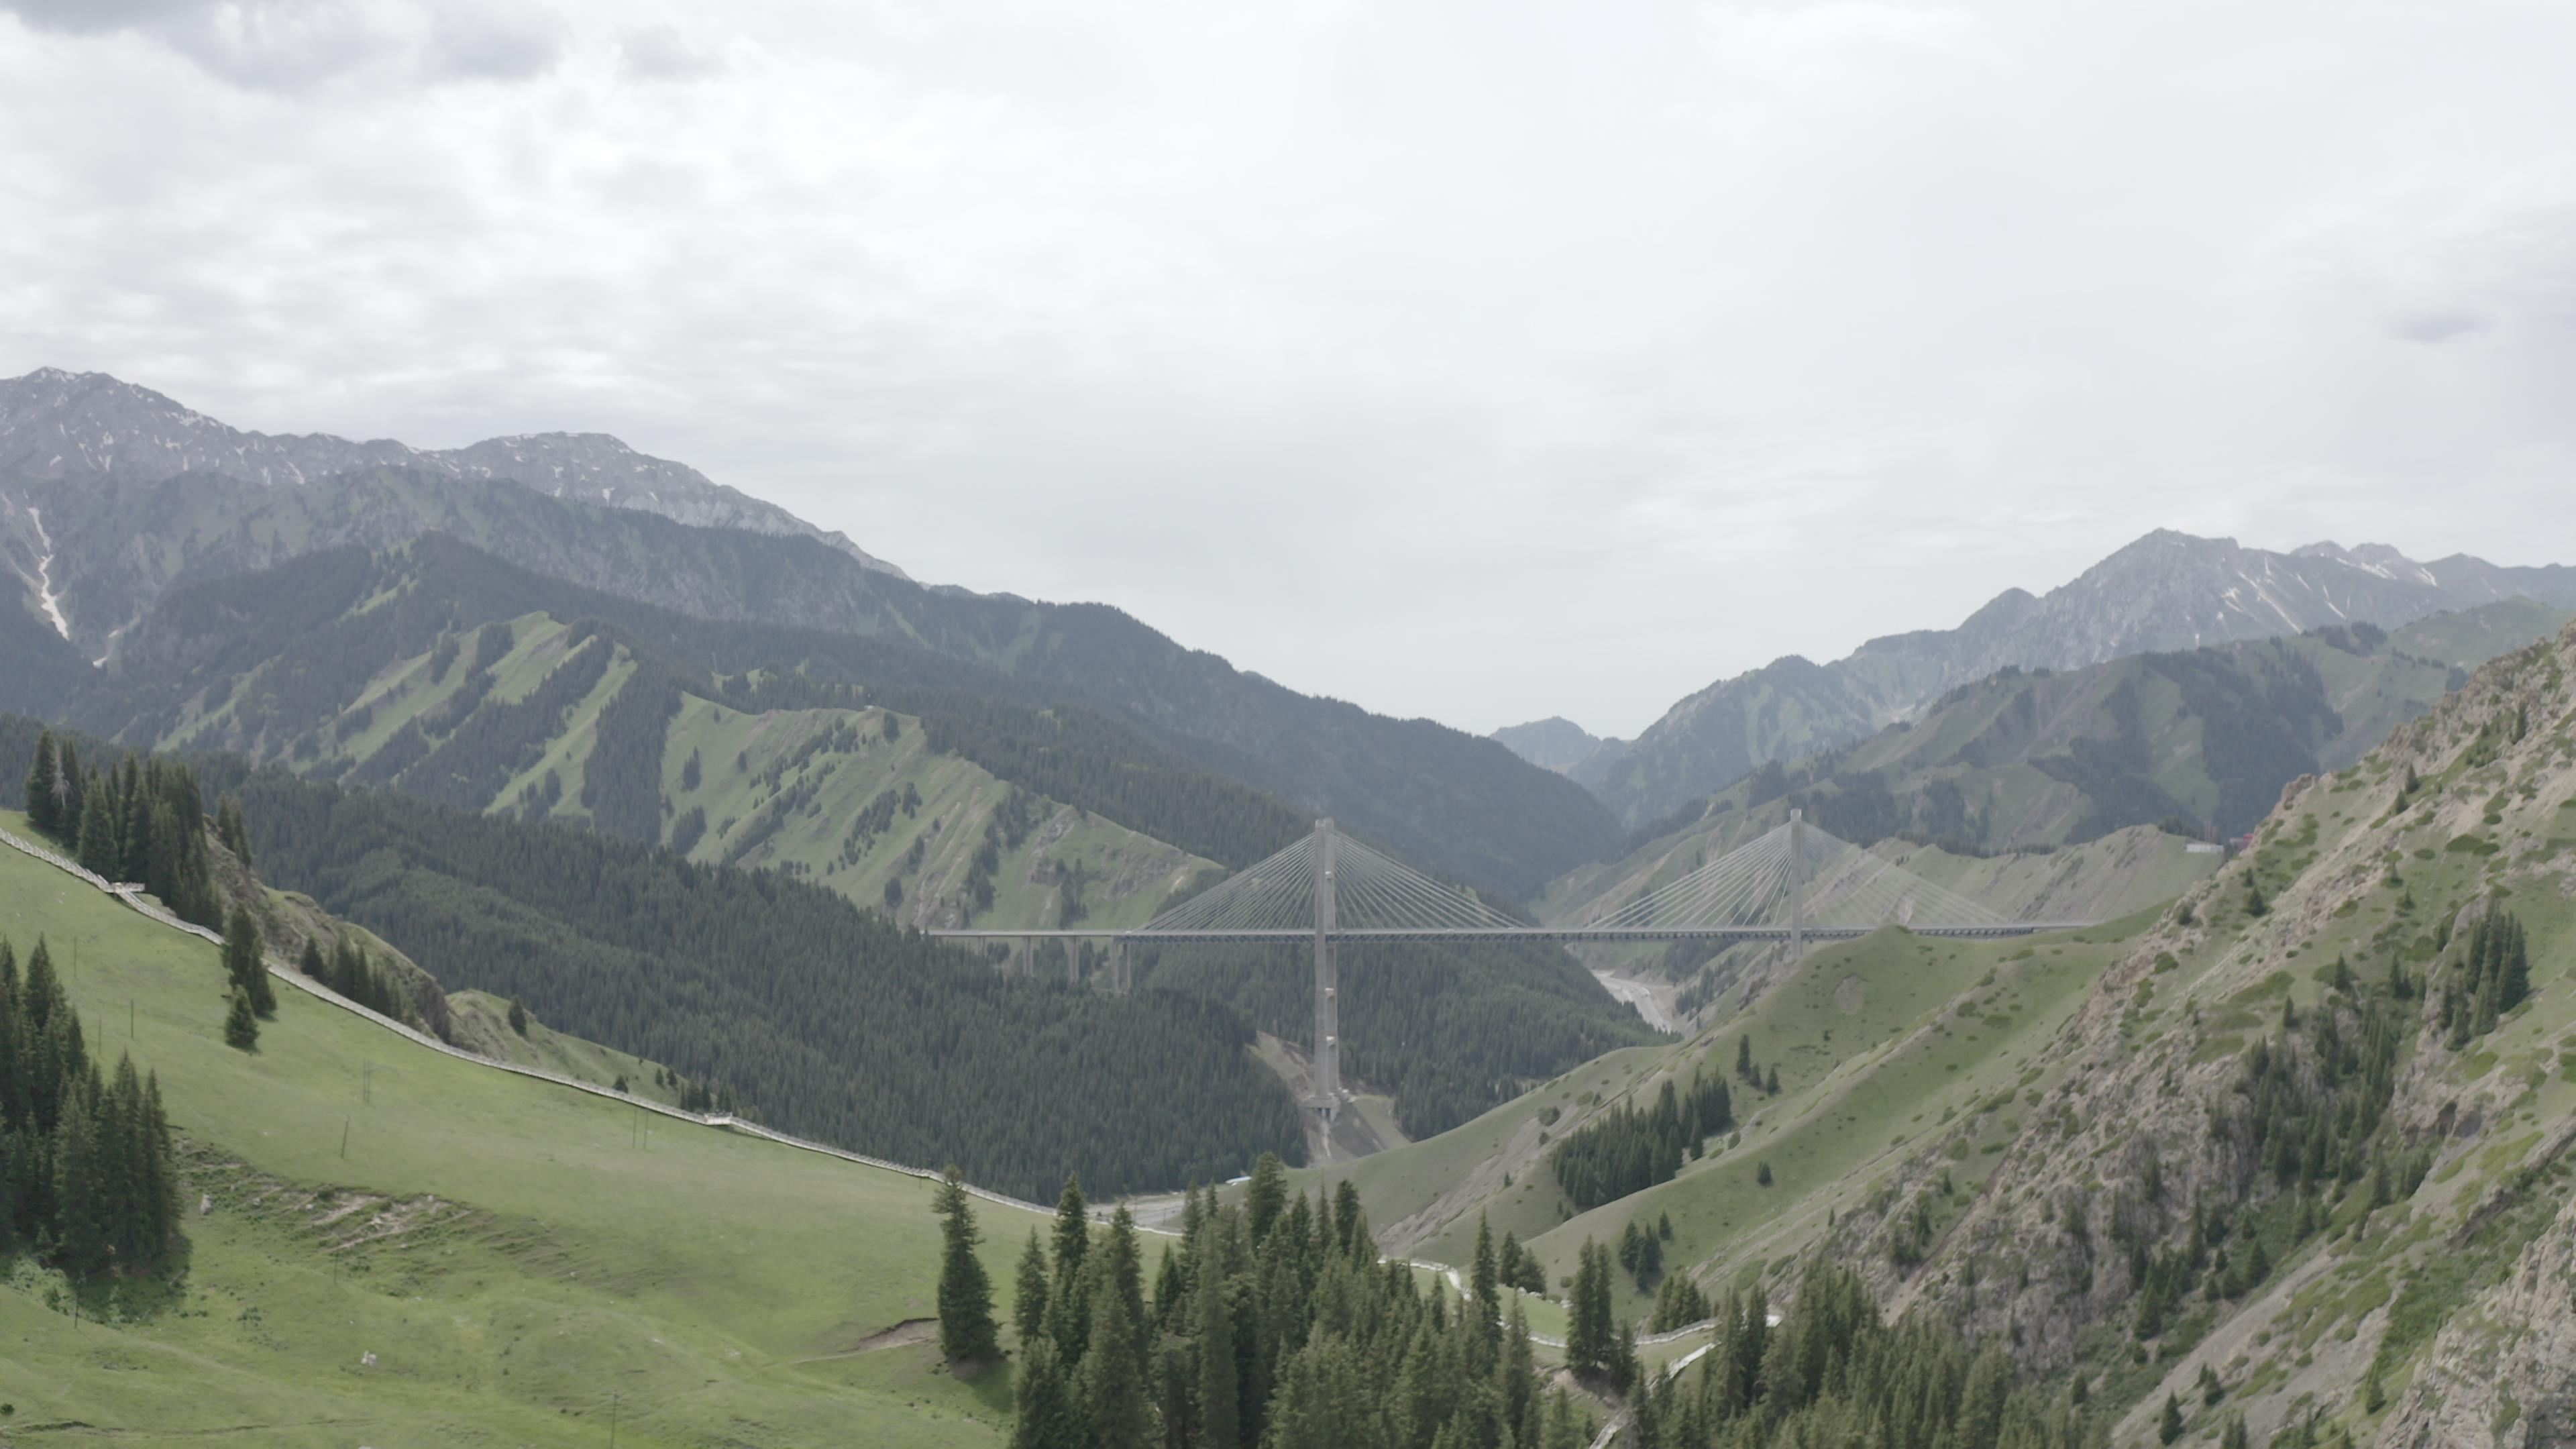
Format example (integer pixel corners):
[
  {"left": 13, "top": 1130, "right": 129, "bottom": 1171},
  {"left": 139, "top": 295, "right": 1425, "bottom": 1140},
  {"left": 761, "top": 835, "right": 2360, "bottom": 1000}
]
[{"left": 1312, "top": 818, "right": 1340, "bottom": 1130}]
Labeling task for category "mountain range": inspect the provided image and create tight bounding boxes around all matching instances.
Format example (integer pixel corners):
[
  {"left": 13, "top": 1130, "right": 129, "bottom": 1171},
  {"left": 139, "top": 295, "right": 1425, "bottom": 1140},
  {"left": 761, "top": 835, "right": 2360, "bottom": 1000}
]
[
  {"left": 0, "top": 368, "right": 1617, "bottom": 898},
  {"left": 0, "top": 366, "right": 904, "bottom": 580},
  {"left": 1554, "top": 528, "right": 2576, "bottom": 828}
]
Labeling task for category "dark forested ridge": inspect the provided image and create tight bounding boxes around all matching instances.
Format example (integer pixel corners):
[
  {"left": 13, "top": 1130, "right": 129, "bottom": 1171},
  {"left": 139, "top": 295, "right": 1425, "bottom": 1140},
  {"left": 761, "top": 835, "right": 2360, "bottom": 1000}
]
[
  {"left": 15, "top": 464, "right": 1616, "bottom": 891},
  {"left": 1142, "top": 936, "right": 1664, "bottom": 1139},
  {"left": 64, "top": 538, "right": 1309, "bottom": 872},
  {"left": 1, "top": 718, "right": 1303, "bottom": 1200},
  {"left": 211, "top": 768, "right": 1307, "bottom": 1200}
]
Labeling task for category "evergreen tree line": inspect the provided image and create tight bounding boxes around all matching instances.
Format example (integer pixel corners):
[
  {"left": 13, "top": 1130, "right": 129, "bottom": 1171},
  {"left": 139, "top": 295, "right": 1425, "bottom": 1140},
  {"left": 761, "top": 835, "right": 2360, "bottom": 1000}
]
[
  {"left": 987, "top": 1158, "right": 1592, "bottom": 1449},
  {"left": 0, "top": 937, "right": 186, "bottom": 1280},
  {"left": 1630, "top": 1260, "right": 2093, "bottom": 1449},
  {"left": 19, "top": 727, "right": 224, "bottom": 928},
  {"left": 292, "top": 930, "right": 419, "bottom": 1028},
  {"left": 1141, "top": 936, "right": 1664, "bottom": 1140},
  {"left": 175, "top": 753, "right": 1305, "bottom": 1200},
  {"left": 2437, "top": 907, "right": 2529, "bottom": 1047},
  {"left": 1552, "top": 1072, "right": 1735, "bottom": 1212}
]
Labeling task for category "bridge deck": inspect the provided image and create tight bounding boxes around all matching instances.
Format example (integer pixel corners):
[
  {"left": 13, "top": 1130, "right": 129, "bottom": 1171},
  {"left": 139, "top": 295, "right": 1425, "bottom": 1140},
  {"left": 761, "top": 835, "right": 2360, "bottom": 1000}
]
[{"left": 930, "top": 923, "right": 2094, "bottom": 944}]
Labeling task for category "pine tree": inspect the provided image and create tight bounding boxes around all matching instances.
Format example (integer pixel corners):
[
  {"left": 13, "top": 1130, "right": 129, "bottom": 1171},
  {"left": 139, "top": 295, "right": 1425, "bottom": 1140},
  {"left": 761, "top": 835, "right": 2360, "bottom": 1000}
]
[
  {"left": 1193, "top": 1226, "right": 1240, "bottom": 1449},
  {"left": 2159, "top": 1392, "right": 2185, "bottom": 1444},
  {"left": 222, "top": 907, "right": 276, "bottom": 1018},
  {"left": 933, "top": 1165, "right": 1001, "bottom": 1365},
  {"left": 1011, "top": 1337, "right": 1083, "bottom": 1449},
  {"left": 74, "top": 782, "right": 119, "bottom": 879},
  {"left": 1046, "top": 1173, "right": 1091, "bottom": 1359},
  {"left": 508, "top": 998, "right": 529, "bottom": 1036},
  {"left": 215, "top": 795, "right": 254, "bottom": 867},
  {"left": 1081, "top": 1262, "right": 1152, "bottom": 1448},
  {"left": 224, "top": 984, "right": 260, "bottom": 1051},
  {"left": 23, "top": 729, "right": 61, "bottom": 837},
  {"left": 1470, "top": 1213, "right": 1501, "bottom": 1339},
  {"left": 1735, "top": 1034, "right": 1754, "bottom": 1081},
  {"left": 299, "top": 939, "right": 326, "bottom": 978},
  {"left": 51, "top": 1081, "right": 108, "bottom": 1277},
  {"left": 1015, "top": 1228, "right": 1052, "bottom": 1349},
  {"left": 1245, "top": 1151, "right": 1287, "bottom": 1242}
]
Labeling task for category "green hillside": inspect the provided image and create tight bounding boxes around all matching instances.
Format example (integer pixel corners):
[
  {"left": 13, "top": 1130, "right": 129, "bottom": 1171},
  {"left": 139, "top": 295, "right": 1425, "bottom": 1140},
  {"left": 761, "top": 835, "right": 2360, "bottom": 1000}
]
[
  {"left": 23, "top": 482, "right": 1615, "bottom": 894},
  {"left": 1345, "top": 619, "right": 2576, "bottom": 1449},
  {"left": 657, "top": 694, "right": 1202, "bottom": 931},
  {"left": 0, "top": 807, "right": 1039, "bottom": 1446},
  {"left": 118, "top": 600, "right": 1215, "bottom": 934},
  {"left": 1328, "top": 912, "right": 2151, "bottom": 1324}
]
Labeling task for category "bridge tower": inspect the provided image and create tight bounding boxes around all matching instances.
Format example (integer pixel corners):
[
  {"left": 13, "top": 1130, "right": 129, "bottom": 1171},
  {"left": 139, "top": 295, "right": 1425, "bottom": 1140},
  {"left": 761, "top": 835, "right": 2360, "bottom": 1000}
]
[
  {"left": 1788, "top": 808, "right": 1807, "bottom": 959},
  {"left": 1312, "top": 818, "right": 1340, "bottom": 1132}
]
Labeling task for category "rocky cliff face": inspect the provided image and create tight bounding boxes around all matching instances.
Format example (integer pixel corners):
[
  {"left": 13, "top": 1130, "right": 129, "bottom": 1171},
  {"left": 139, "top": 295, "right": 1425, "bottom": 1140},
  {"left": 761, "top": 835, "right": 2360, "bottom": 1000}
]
[
  {"left": 1786, "top": 621, "right": 2576, "bottom": 1446},
  {"left": 2379, "top": 1187, "right": 2576, "bottom": 1448},
  {"left": 0, "top": 367, "right": 904, "bottom": 578}
]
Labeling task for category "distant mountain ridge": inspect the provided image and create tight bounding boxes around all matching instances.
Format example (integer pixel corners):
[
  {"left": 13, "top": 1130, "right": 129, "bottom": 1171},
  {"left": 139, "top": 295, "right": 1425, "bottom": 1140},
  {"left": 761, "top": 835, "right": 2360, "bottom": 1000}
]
[
  {"left": 1580, "top": 528, "right": 2576, "bottom": 827},
  {"left": 1489, "top": 716, "right": 1620, "bottom": 773},
  {"left": 0, "top": 367, "right": 904, "bottom": 578}
]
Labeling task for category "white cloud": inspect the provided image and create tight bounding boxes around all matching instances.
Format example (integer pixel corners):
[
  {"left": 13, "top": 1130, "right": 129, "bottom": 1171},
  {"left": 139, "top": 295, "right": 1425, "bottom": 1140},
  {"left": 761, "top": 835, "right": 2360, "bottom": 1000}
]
[{"left": 2, "top": 0, "right": 2572, "bottom": 736}]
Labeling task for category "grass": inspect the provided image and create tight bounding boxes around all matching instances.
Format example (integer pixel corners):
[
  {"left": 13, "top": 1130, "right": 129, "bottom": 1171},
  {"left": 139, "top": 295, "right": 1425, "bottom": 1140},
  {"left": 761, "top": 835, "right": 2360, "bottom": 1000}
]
[
  {"left": 1333, "top": 913, "right": 2148, "bottom": 1322},
  {"left": 0, "top": 808, "right": 1043, "bottom": 1446}
]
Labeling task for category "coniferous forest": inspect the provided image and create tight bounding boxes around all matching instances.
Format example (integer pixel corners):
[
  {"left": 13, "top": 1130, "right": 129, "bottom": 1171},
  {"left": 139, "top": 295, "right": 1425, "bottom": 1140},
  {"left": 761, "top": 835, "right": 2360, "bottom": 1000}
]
[
  {"left": 1552, "top": 1071, "right": 1735, "bottom": 1212},
  {"left": 99, "top": 747, "right": 1305, "bottom": 1201},
  {"left": 1, "top": 937, "right": 187, "bottom": 1283},
  {"left": 1622, "top": 1261, "right": 2090, "bottom": 1449},
  {"left": 19, "top": 727, "right": 223, "bottom": 928},
  {"left": 978, "top": 1157, "right": 1594, "bottom": 1449}
]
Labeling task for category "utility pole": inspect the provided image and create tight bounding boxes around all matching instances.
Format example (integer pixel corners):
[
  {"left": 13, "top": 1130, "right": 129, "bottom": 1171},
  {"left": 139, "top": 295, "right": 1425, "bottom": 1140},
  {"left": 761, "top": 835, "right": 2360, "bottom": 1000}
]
[
  {"left": 1313, "top": 819, "right": 1339, "bottom": 1141},
  {"left": 1788, "top": 809, "right": 1807, "bottom": 959}
]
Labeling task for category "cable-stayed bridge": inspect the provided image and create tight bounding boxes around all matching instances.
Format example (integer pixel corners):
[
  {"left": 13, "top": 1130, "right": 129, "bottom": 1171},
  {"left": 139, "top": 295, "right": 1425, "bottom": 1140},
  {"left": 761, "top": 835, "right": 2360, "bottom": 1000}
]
[{"left": 932, "top": 812, "right": 2090, "bottom": 1130}]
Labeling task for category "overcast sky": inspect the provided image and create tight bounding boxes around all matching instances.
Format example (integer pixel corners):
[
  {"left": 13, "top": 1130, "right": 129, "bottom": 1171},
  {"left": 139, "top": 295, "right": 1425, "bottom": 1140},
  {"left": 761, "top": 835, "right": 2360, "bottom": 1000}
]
[{"left": 4, "top": 1, "right": 2571, "bottom": 737}]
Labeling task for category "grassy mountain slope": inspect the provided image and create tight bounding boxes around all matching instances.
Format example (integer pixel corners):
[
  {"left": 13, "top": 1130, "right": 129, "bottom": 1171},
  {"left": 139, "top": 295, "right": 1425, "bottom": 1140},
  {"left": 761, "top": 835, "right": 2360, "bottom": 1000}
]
[
  {"left": 1389, "top": 617, "right": 2576, "bottom": 1448},
  {"left": 655, "top": 694, "right": 1203, "bottom": 931},
  {"left": 1758, "top": 620, "right": 2576, "bottom": 1446},
  {"left": 65, "top": 549, "right": 1237, "bottom": 930},
  {"left": 11, "top": 464, "right": 1615, "bottom": 892},
  {"left": 0, "top": 811, "right": 1034, "bottom": 1446},
  {"left": 1329, "top": 913, "right": 2153, "bottom": 1314}
]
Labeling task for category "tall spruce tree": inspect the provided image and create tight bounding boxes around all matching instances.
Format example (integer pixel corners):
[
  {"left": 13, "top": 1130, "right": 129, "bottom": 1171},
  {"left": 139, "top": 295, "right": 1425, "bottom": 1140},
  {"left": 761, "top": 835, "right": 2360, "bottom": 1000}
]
[
  {"left": 74, "top": 782, "right": 119, "bottom": 879},
  {"left": 932, "top": 1165, "right": 1001, "bottom": 1365},
  {"left": 1014, "top": 1227, "right": 1053, "bottom": 1350},
  {"left": 23, "top": 729, "right": 60, "bottom": 838},
  {"left": 1047, "top": 1173, "right": 1092, "bottom": 1358},
  {"left": 222, "top": 906, "right": 276, "bottom": 1018},
  {"left": 223, "top": 985, "right": 260, "bottom": 1051}
]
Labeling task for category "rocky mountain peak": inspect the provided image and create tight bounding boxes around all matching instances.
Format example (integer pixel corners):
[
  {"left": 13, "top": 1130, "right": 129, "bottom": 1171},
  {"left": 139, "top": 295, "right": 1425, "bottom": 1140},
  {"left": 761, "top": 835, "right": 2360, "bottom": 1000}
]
[{"left": 0, "top": 368, "right": 906, "bottom": 580}]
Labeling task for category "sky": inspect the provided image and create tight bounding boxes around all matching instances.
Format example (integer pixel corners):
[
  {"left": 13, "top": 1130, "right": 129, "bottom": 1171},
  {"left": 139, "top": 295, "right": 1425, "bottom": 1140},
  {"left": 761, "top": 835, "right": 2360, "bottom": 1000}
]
[{"left": 3, "top": 1, "right": 2571, "bottom": 739}]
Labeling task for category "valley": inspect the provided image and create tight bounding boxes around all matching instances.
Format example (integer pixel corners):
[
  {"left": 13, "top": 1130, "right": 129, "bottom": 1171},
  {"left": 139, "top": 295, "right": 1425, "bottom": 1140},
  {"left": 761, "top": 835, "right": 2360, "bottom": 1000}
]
[{"left": 7, "top": 366, "right": 2576, "bottom": 1448}]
